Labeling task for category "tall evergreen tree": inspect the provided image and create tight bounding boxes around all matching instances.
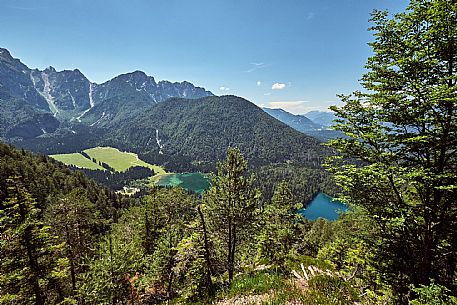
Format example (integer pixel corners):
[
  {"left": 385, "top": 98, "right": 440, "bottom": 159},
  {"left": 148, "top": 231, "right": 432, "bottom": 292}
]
[
  {"left": 256, "top": 181, "right": 301, "bottom": 269},
  {"left": 45, "top": 188, "right": 104, "bottom": 297},
  {"left": 204, "top": 147, "right": 261, "bottom": 283},
  {"left": 0, "top": 177, "right": 68, "bottom": 305},
  {"left": 327, "top": 0, "right": 457, "bottom": 302}
]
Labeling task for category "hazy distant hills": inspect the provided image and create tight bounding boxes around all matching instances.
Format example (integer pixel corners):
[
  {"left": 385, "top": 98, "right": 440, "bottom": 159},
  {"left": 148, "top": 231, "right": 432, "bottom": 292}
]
[
  {"left": 262, "top": 107, "right": 341, "bottom": 141},
  {"left": 263, "top": 108, "right": 323, "bottom": 131},
  {"left": 1, "top": 47, "right": 332, "bottom": 172},
  {"left": 303, "top": 111, "right": 337, "bottom": 128}
]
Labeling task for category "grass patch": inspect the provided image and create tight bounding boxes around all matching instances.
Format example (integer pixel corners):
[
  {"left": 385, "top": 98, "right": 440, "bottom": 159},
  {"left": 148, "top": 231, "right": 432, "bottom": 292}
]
[
  {"left": 224, "top": 272, "right": 286, "bottom": 298},
  {"left": 83, "top": 147, "right": 165, "bottom": 174},
  {"left": 217, "top": 271, "right": 306, "bottom": 305},
  {"left": 50, "top": 147, "right": 167, "bottom": 182},
  {"left": 50, "top": 153, "right": 105, "bottom": 170}
]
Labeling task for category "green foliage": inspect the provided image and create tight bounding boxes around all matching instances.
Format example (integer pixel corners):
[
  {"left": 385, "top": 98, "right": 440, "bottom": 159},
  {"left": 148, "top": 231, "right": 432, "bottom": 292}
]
[
  {"left": 204, "top": 147, "right": 261, "bottom": 283},
  {"left": 256, "top": 181, "right": 302, "bottom": 269},
  {"left": 173, "top": 223, "right": 213, "bottom": 302},
  {"left": 45, "top": 188, "right": 105, "bottom": 296},
  {"left": 300, "top": 218, "right": 335, "bottom": 257},
  {"left": 105, "top": 95, "right": 331, "bottom": 172},
  {"left": 78, "top": 187, "right": 198, "bottom": 304},
  {"left": 254, "top": 163, "right": 338, "bottom": 206},
  {"left": 224, "top": 271, "right": 285, "bottom": 298},
  {"left": 327, "top": 0, "right": 457, "bottom": 301},
  {"left": 300, "top": 274, "right": 359, "bottom": 305},
  {"left": 0, "top": 178, "right": 69, "bottom": 305},
  {"left": 0, "top": 142, "right": 118, "bottom": 220},
  {"left": 410, "top": 282, "right": 457, "bottom": 305},
  {"left": 77, "top": 200, "right": 156, "bottom": 304}
]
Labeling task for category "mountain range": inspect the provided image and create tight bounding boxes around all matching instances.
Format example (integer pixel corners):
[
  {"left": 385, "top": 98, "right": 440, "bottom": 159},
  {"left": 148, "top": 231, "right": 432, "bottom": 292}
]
[
  {"left": 0, "top": 47, "right": 212, "bottom": 139},
  {"left": 303, "top": 111, "right": 337, "bottom": 128},
  {"left": 262, "top": 108, "right": 341, "bottom": 141},
  {"left": 0, "top": 47, "right": 332, "bottom": 172}
]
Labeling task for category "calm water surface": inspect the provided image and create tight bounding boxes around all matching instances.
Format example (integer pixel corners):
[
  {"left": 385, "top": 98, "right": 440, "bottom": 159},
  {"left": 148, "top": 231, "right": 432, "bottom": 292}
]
[
  {"left": 300, "top": 192, "right": 348, "bottom": 221},
  {"left": 157, "top": 173, "right": 210, "bottom": 194}
]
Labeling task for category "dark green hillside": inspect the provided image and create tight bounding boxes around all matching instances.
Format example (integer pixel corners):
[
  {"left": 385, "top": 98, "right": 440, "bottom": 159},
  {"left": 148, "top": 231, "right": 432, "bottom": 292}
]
[
  {"left": 254, "top": 163, "right": 339, "bottom": 205},
  {"left": 13, "top": 124, "right": 104, "bottom": 154},
  {"left": 0, "top": 89, "right": 59, "bottom": 139},
  {"left": 108, "top": 95, "right": 331, "bottom": 171},
  {"left": 0, "top": 142, "right": 137, "bottom": 303},
  {"left": 0, "top": 142, "right": 120, "bottom": 216}
]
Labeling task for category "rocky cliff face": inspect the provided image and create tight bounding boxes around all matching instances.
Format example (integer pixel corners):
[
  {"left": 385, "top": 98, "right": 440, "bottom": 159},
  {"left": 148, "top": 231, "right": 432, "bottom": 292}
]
[{"left": 0, "top": 47, "right": 213, "bottom": 139}]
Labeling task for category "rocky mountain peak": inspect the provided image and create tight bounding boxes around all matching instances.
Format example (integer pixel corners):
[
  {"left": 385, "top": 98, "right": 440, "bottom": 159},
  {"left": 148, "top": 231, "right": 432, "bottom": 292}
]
[
  {"left": 0, "top": 47, "right": 214, "bottom": 129},
  {"left": 44, "top": 66, "right": 57, "bottom": 73},
  {"left": 0, "top": 48, "right": 13, "bottom": 60}
]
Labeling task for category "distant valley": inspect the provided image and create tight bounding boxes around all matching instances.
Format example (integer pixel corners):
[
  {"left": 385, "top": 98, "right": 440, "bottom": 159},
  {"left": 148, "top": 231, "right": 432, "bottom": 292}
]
[
  {"left": 262, "top": 107, "right": 342, "bottom": 141},
  {"left": 0, "top": 47, "right": 335, "bottom": 201},
  {"left": 0, "top": 48, "right": 332, "bottom": 172}
]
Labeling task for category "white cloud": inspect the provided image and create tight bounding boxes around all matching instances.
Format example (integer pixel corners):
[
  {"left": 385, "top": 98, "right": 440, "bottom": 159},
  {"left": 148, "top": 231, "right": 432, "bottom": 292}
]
[
  {"left": 266, "top": 100, "right": 340, "bottom": 114},
  {"left": 268, "top": 101, "right": 309, "bottom": 113},
  {"left": 264, "top": 93, "right": 271, "bottom": 96},
  {"left": 219, "top": 86, "right": 230, "bottom": 91},
  {"left": 257, "top": 81, "right": 262, "bottom": 86},
  {"left": 272, "top": 83, "right": 286, "bottom": 90},
  {"left": 245, "top": 63, "right": 271, "bottom": 73}
]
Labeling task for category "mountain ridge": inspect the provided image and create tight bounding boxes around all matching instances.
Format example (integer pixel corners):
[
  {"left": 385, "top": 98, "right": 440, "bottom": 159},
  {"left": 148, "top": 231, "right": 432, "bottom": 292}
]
[
  {"left": 1, "top": 48, "right": 331, "bottom": 174},
  {"left": 263, "top": 107, "right": 341, "bottom": 141},
  {"left": 0, "top": 47, "right": 214, "bottom": 138}
]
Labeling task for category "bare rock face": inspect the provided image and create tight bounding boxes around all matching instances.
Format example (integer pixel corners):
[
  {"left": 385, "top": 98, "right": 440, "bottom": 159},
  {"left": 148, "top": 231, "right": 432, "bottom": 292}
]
[{"left": 0, "top": 47, "right": 213, "bottom": 139}]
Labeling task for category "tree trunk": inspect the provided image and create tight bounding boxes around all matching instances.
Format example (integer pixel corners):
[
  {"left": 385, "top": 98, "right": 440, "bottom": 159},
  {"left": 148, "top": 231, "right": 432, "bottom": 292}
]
[
  {"left": 228, "top": 217, "right": 233, "bottom": 283},
  {"left": 25, "top": 227, "right": 44, "bottom": 305},
  {"left": 65, "top": 224, "right": 77, "bottom": 293},
  {"left": 230, "top": 230, "right": 236, "bottom": 283},
  {"left": 197, "top": 205, "right": 215, "bottom": 296}
]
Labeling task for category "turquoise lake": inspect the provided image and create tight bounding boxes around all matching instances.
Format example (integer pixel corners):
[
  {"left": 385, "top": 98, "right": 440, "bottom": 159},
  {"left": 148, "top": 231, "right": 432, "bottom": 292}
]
[
  {"left": 157, "top": 173, "right": 210, "bottom": 194},
  {"left": 299, "top": 192, "right": 348, "bottom": 221}
]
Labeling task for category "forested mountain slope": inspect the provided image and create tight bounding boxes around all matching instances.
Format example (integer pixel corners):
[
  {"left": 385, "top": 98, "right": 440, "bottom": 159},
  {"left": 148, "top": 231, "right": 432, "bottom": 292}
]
[
  {"left": 0, "top": 141, "right": 138, "bottom": 303},
  {"left": 104, "top": 95, "right": 332, "bottom": 171}
]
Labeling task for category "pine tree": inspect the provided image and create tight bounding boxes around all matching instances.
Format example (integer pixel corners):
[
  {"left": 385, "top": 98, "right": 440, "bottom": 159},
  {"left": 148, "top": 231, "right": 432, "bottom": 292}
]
[
  {"left": 256, "top": 181, "right": 300, "bottom": 269},
  {"left": 45, "top": 188, "right": 104, "bottom": 297},
  {"left": 204, "top": 147, "right": 261, "bottom": 283},
  {"left": 0, "top": 177, "right": 68, "bottom": 305}
]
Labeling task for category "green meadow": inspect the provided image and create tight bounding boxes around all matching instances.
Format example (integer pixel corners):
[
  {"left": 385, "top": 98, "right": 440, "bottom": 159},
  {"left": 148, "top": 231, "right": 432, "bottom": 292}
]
[
  {"left": 83, "top": 147, "right": 166, "bottom": 174},
  {"left": 49, "top": 147, "right": 166, "bottom": 176},
  {"left": 50, "top": 152, "right": 105, "bottom": 170},
  {"left": 50, "top": 147, "right": 213, "bottom": 194}
]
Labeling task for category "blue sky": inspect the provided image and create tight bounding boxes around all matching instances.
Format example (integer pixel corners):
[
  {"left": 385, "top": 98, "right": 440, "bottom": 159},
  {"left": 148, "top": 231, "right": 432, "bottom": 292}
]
[{"left": 0, "top": 0, "right": 408, "bottom": 114}]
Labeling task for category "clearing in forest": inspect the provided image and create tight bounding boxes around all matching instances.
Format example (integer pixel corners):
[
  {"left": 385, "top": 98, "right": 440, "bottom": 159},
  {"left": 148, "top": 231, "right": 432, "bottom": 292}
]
[
  {"left": 50, "top": 146, "right": 166, "bottom": 176},
  {"left": 50, "top": 152, "right": 105, "bottom": 170}
]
